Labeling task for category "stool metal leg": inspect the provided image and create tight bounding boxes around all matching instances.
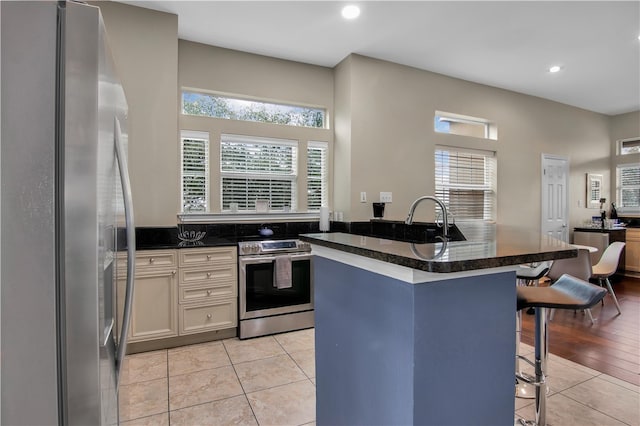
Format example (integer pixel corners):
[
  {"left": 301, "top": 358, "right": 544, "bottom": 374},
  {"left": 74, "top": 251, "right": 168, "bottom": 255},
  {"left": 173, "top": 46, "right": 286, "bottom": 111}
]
[
  {"left": 515, "top": 276, "right": 544, "bottom": 400},
  {"left": 515, "top": 309, "right": 535, "bottom": 399},
  {"left": 516, "top": 306, "right": 549, "bottom": 426},
  {"left": 534, "top": 306, "right": 548, "bottom": 426}
]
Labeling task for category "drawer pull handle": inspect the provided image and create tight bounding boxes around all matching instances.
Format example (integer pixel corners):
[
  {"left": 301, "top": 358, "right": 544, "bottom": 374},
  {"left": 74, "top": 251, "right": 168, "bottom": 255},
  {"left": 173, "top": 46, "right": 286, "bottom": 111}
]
[
  {"left": 149, "top": 258, "right": 155, "bottom": 263},
  {"left": 207, "top": 272, "right": 212, "bottom": 278},
  {"left": 207, "top": 290, "right": 212, "bottom": 295},
  {"left": 172, "top": 270, "right": 176, "bottom": 275},
  {"left": 207, "top": 255, "right": 212, "bottom": 260},
  {"left": 206, "top": 314, "right": 212, "bottom": 319}
]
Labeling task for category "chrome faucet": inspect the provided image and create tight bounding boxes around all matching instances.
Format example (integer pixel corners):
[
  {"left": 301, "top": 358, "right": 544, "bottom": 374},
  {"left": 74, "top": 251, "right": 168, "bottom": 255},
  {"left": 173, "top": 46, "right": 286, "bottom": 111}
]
[{"left": 405, "top": 195, "right": 449, "bottom": 238}]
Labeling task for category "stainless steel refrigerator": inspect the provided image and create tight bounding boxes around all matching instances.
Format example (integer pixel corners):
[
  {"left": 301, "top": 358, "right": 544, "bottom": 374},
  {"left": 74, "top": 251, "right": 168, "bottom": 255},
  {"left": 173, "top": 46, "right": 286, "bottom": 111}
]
[{"left": 1, "top": 1, "right": 136, "bottom": 424}]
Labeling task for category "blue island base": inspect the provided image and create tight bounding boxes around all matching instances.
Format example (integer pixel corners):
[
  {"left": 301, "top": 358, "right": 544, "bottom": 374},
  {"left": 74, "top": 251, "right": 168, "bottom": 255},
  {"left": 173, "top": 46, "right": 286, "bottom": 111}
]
[{"left": 314, "top": 256, "right": 516, "bottom": 425}]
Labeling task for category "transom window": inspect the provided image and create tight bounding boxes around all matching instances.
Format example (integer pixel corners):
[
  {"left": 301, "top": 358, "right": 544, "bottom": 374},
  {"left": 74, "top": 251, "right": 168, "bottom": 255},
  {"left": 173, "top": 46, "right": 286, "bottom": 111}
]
[
  {"left": 434, "top": 111, "right": 497, "bottom": 140},
  {"left": 435, "top": 146, "right": 497, "bottom": 221},
  {"left": 619, "top": 138, "right": 640, "bottom": 155},
  {"left": 182, "top": 91, "right": 326, "bottom": 129}
]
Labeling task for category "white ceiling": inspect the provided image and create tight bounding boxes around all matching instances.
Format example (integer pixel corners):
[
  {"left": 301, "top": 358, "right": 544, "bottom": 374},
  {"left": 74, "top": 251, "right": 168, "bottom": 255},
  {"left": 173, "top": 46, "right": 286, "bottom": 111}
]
[{"left": 118, "top": 1, "right": 640, "bottom": 116}]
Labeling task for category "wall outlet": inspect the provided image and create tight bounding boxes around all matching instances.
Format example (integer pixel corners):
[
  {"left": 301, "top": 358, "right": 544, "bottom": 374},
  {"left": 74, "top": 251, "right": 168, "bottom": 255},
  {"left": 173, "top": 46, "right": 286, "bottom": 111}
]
[
  {"left": 380, "top": 192, "right": 393, "bottom": 203},
  {"left": 360, "top": 192, "right": 367, "bottom": 202}
]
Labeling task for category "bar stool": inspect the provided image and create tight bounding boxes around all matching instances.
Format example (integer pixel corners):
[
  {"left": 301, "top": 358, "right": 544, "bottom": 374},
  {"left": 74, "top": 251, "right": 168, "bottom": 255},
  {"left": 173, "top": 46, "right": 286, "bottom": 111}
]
[
  {"left": 546, "top": 249, "right": 598, "bottom": 324},
  {"left": 515, "top": 274, "right": 607, "bottom": 426},
  {"left": 515, "top": 264, "right": 549, "bottom": 399}
]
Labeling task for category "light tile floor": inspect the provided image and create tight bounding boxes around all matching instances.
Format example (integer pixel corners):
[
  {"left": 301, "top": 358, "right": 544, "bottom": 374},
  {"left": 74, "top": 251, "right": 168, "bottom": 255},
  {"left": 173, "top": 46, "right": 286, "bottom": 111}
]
[{"left": 119, "top": 328, "right": 639, "bottom": 426}]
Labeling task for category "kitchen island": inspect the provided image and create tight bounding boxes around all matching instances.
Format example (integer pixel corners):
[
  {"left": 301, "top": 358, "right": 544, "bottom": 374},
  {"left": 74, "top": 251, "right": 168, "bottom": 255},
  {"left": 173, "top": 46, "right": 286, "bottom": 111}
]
[{"left": 300, "top": 225, "right": 577, "bottom": 426}]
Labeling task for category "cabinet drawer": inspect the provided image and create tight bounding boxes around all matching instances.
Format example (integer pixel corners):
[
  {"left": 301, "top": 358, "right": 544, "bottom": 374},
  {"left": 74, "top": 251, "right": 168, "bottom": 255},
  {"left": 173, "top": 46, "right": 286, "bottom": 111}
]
[
  {"left": 179, "top": 247, "right": 237, "bottom": 268},
  {"left": 626, "top": 229, "right": 640, "bottom": 241},
  {"left": 180, "top": 283, "right": 236, "bottom": 303},
  {"left": 179, "top": 299, "right": 237, "bottom": 335},
  {"left": 625, "top": 231, "right": 640, "bottom": 272},
  {"left": 117, "top": 250, "right": 177, "bottom": 276},
  {"left": 179, "top": 265, "right": 237, "bottom": 287}
]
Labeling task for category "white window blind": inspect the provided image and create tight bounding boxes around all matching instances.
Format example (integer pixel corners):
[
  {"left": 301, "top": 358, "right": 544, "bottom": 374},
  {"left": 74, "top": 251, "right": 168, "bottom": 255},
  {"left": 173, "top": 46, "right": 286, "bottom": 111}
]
[
  {"left": 221, "top": 134, "right": 298, "bottom": 211},
  {"left": 181, "top": 131, "right": 209, "bottom": 212},
  {"left": 617, "top": 163, "right": 640, "bottom": 211},
  {"left": 435, "top": 146, "right": 497, "bottom": 221},
  {"left": 307, "top": 141, "right": 328, "bottom": 210}
]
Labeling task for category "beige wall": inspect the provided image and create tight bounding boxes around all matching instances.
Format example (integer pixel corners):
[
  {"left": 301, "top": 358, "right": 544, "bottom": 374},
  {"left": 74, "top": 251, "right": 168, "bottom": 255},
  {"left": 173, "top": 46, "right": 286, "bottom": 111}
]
[
  {"left": 337, "top": 54, "right": 615, "bottom": 231},
  {"left": 92, "top": 1, "right": 179, "bottom": 226},
  {"left": 178, "top": 41, "right": 334, "bottom": 213},
  {"left": 179, "top": 41, "right": 333, "bottom": 111},
  {"left": 610, "top": 111, "right": 640, "bottom": 142},
  {"left": 333, "top": 56, "right": 353, "bottom": 220},
  {"left": 95, "top": 3, "right": 638, "bottom": 230}
]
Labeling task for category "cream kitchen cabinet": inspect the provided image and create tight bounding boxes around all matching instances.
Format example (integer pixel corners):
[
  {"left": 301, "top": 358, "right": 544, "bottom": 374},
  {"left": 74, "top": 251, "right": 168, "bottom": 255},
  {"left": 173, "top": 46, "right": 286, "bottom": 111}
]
[
  {"left": 625, "top": 228, "right": 640, "bottom": 273},
  {"left": 116, "top": 250, "right": 179, "bottom": 343},
  {"left": 178, "top": 247, "right": 238, "bottom": 335}
]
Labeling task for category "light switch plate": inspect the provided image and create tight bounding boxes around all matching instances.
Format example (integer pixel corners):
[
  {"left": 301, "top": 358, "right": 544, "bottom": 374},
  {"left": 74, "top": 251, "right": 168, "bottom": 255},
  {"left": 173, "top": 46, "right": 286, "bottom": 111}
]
[
  {"left": 360, "top": 192, "right": 367, "bottom": 202},
  {"left": 380, "top": 192, "right": 392, "bottom": 203}
]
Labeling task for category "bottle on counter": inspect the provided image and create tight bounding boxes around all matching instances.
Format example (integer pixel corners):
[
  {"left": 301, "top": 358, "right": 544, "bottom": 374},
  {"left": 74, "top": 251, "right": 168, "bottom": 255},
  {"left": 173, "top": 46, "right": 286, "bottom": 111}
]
[{"left": 610, "top": 202, "right": 618, "bottom": 220}]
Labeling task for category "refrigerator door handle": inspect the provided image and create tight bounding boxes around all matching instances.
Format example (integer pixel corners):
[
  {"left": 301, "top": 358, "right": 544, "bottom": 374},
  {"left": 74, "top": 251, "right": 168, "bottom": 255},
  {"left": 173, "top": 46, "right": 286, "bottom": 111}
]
[{"left": 114, "top": 116, "right": 136, "bottom": 386}]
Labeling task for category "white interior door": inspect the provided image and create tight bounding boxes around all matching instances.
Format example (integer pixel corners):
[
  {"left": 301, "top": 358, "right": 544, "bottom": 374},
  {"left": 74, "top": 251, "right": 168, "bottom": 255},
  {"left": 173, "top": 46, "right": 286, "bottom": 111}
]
[{"left": 541, "top": 154, "right": 569, "bottom": 242}]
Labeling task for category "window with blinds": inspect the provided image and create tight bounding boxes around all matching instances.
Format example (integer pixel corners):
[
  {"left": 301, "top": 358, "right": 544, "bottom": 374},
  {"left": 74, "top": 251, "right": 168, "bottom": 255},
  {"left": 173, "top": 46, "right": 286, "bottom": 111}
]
[
  {"left": 617, "top": 163, "right": 640, "bottom": 212},
  {"left": 181, "top": 131, "right": 209, "bottom": 212},
  {"left": 307, "top": 141, "right": 328, "bottom": 210},
  {"left": 435, "top": 146, "right": 497, "bottom": 221},
  {"left": 221, "top": 134, "right": 298, "bottom": 211}
]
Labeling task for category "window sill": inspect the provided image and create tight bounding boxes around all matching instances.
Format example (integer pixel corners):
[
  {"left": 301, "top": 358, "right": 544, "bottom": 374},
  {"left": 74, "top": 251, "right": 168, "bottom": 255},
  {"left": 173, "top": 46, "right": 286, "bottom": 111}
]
[{"left": 178, "top": 211, "right": 320, "bottom": 223}]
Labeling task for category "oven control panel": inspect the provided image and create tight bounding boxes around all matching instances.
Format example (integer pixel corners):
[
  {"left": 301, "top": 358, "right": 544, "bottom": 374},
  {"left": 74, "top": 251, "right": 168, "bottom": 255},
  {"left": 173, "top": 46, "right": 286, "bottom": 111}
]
[{"left": 238, "top": 239, "right": 311, "bottom": 256}]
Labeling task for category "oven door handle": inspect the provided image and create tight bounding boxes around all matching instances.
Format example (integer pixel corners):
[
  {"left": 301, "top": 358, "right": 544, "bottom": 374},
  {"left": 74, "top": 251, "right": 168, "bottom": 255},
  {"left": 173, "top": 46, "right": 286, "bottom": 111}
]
[
  {"left": 240, "top": 253, "right": 312, "bottom": 264},
  {"left": 241, "top": 257, "right": 276, "bottom": 265}
]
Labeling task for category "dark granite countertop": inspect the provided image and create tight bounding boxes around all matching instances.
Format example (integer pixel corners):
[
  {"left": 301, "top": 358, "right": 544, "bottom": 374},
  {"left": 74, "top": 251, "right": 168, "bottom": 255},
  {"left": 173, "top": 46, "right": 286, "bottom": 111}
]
[
  {"left": 573, "top": 227, "right": 627, "bottom": 233},
  {"left": 117, "top": 227, "right": 238, "bottom": 250},
  {"left": 131, "top": 234, "right": 303, "bottom": 251},
  {"left": 116, "top": 222, "right": 323, "bottom": 251},
  {"left": 300, "top": 224, "right": 578, "bottom": 273}
]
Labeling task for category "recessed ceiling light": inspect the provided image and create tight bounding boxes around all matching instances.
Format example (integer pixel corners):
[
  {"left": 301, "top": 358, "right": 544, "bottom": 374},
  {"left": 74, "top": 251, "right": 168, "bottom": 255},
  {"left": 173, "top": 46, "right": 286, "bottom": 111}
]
[
  {"left": 549, "top": 65, "right": 562, "bottom": 73},
  {"left": 342, "top": 5, "right": 360, "bottom": 20}
]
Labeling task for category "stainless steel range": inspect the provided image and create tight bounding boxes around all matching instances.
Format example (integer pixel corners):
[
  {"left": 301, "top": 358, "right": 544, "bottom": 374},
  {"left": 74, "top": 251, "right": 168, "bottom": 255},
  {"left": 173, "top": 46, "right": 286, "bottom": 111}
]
[{"left": 238, "top": 239, "right": 314, "bottom": 339}]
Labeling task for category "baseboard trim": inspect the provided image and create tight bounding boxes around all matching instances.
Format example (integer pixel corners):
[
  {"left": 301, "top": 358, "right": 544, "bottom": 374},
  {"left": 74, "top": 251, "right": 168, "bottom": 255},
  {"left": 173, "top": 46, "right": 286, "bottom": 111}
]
[{"left": 126, "top": 328, "right": 237, "bottom": 354}]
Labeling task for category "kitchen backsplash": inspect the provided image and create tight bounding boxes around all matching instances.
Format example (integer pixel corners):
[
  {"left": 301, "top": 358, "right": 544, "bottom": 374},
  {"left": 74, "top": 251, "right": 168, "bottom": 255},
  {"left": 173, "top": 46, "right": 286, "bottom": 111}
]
[
  {"left": 117, "top": 221, "right": 327, "bottom": 250},
  {"left": 116, "top": 219, "right": 473, "bottom": 250}
]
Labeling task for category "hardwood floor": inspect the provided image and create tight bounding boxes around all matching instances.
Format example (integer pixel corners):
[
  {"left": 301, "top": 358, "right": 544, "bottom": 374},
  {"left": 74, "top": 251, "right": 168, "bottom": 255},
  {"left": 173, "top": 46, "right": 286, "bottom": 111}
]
[{"left": 520, "top": 275, "right": 640, "bottom": 386}]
